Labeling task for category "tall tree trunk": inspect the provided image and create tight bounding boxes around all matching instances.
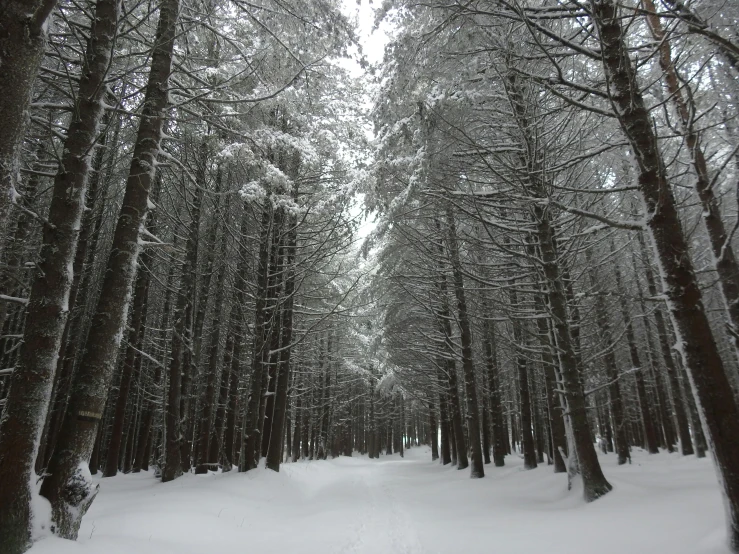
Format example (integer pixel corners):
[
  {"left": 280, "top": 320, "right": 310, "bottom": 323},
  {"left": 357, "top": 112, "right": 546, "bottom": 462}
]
[
  {"left": 591, "top": 0, "right": 739, "bottom": 545},
  {"left": 165, "top": 197, "right": 202, "bottom": 478},
  {"left": 634, "top": 265, "right": 676, "bottom": 452},
  {"left": 39, "top": 0, "right": 179, "bottom": 537},
  {"left": 133, "top": 258, "right": 177, "bottom": 473},
  {"left": 0, "top": 0, "right": 56, "bottom": 255},
  {"left": 165, "top": 183, "right": 203, "bottom": 480},
  {"left": 588, "top": 263, "right": 630, "bottom": 465},
  {"left": 481, "top": 375, "right": 491, "bottom": 465},
  {"left": 612, "top": 248, "right": 660, "bottom": 454},
  {"left": 194, "top": 226, "right": 228, "bottom": 474},
  {"left": 506, "top": 72, "right": 607, "bottom": 493},
  {"left": 636, "top": 232, "right": 693, "bottom": 454},
  {"left": 433, "top": 226, "right": 468, "bottom": 470},
  {"left": 438, "top": 378, "right": 452, "bottom": 465},
  {"left": 104, "top": 204, "right": 157, "bottom": 478},
  {"left": 266, "top": 215, "right": 297, "bottom": 471},
  {"left": 429, "top": 400, "right": 439, "bottom": 461},
  {"left": 534, "top": 296, "right": 567, "bottom": 473},
  {"left": 534, "top": 207, "right": 611, "bottom": 500},
  {"left": 221, "top": 204, "right": 251, "bottom": 469},
  {"left": 482, "top": 309, "right": 506, "bottom": 468},
  {"left": 508, "top": 284, "right": 537, "bottom": 470},
  {"left": 242, "top": 203, "right": 273, "bottom": 470},
  {"left": 291, "top": 373, "right": 302, "bottom": 462},
  {"left": 0, "top": 0, "right": 120, "bottom": 549},
  {"left": 644, "top": 0, "right": 739, "bottom": 364},
  {"left": 38, "top": 117, "right": 112, "bottom": 473}
]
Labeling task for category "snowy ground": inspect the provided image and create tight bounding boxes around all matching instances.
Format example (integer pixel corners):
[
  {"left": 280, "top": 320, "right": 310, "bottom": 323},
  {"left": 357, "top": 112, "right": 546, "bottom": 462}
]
[{"left": 30, "top": 447, "right": 730, "bottom": 554}]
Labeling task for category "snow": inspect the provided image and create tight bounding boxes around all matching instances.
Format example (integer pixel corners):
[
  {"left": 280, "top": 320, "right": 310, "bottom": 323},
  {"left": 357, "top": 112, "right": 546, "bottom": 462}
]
[{"left": 28, "top": 448, "right": 730, "bottom": 554}]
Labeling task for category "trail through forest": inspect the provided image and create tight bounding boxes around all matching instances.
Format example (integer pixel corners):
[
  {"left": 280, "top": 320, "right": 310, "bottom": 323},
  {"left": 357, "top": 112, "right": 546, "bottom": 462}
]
[{"left": 29, "top": 448, "right": 727, "bottom": 554}]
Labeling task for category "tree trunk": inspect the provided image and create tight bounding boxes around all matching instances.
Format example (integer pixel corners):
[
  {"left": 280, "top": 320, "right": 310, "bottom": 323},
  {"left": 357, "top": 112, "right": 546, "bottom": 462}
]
[
  {"left": 588, "top": 263, "right": 630, "bottom": 465},
  {"left": 163, "top": 182, "right": 203, "bottom": 481},
  {"left": 0, "top": 0, "right": 119, "bottom": 548},
  {"left": 194, "top": 226, "right": 228, "bottom": 474},
  {"left": 266, "top": 215, "right": 297, "bottom": 471},
  {"left": 104, "top": 203, "right": 157, "bottom": 477},
  {"left": 39, "top": 0, "right": 179, "bottom": 537},
  {"left": 534, "top": 296, "right": 567, "bottom": 473},
  {"left": 438, "top": 382, "right": 452, "bottom": 465},
  {"left": 591, "top": 0, "right": 739, "bottom": 545},
  {"left": 482, "top": 311, "right": 506, "bottom": 468},
  {"left": 643, "top": 0, "right": 739, "bottom": 363},
  {"left": 0, "top": 0, "right": 56, "bottom": 255},
  {"left": 508, "top": 284, "right": 537, "bottom": 470},
  {"left": 242, "top": 203, "right": 273, "bottom": 470},
  {"left": 612, "top": 249, "right": 660, "bottom": 455}
]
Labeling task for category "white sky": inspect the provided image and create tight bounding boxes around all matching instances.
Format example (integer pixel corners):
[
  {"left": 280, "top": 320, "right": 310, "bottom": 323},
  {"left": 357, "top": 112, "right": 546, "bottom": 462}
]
[{"left": 341, "top": 0, "right": 392, "bottom": 69}]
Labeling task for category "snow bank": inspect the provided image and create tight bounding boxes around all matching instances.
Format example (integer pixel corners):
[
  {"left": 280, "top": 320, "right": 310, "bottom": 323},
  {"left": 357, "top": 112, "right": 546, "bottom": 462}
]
[{"left": 28, "top": 448, "right": 730, "bottom": 554}]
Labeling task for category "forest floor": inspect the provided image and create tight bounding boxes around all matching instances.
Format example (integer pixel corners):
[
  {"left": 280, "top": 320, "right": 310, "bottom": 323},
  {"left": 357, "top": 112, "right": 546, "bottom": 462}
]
[{"left": 29, "top": 446, "right": 729, "bottom": 554}]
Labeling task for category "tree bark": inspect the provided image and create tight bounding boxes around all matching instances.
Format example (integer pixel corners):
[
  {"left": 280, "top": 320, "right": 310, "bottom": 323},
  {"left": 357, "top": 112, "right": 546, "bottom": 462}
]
[
  {"left": 242, "top": 202, "right": 273, "bottom": 470},
  {"left": 39, "top": 0, "right": 179, "bottom": 537},
  {"left": 588, "top": 262, "right": 630, "bottom": 465},
  {"left": 0, "top": 0, "right": 119, "bottom": 548},
  {"left": 194, "top": 224, "right": 228, "bottom": 474},
  {"left": 0, "top": 0, "right": 56, "bottom": 255},
  {"left": 636, "top": 232, "right": 694, "bottom": 455},
  {"left": 266, "top": 214, "right": 297, "bottom": 471},
  {"left": 590, "top": 0, "right": 739, "bottom": 545},
  {"left": 612, "top": 248, "right": 660, "bottom": 454}
]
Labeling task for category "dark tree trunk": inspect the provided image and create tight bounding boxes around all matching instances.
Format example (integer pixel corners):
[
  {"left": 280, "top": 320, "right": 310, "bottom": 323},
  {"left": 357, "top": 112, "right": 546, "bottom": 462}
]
[
  {"left": 635, "top": 271, "right": 676, "bottom": 452},
  {"left": 534, "top": 299, "right": 567, "bottom": 473},
  {"left": 291, "top": 374, "right": 303, "bottom": 462},
  {"left": 636, "top": 231, "right": 694, "bottom": 455},
  {"left": 644, "top": 0, "right": 739, "bottom": 360},
  {"left": 242, "top": 203, "right": 273, "bottom": 470},
  {"left": 507, "top": 73, "right": 604, "bottom": 490},
  {"left": 104, "top": 202, "right": 157, "bottom": 477},
  {"left": 133, "top": 259, "right": 177, "bottom": 474},
  {"left": 221, "top": 205, "right": 251, "bottom": 470},
  {"left": 438, "top": 383, "right": 452, "bottom": 465},
  {"left": 612, "top": 251, "right": 659, "bottom": 455},
  {"left": 481, "top": 377, "right": 491, "bottom": 465},
  {"left": 266, "top": 214, "right": 297, "bottom": 471},
  {"left": 0, "top": 0, "right": 119, "bottom": 549},
  {"left": 260, "top": 215, "right": 286, "bottom": 459},
  {"left": 508, "top": 284, "right": 537, "bottom": 470},
  {"left": 534, "top": 208, "right": 611, "bottom": 500},
  {"left": 38, "top": 117, "right": 111, "bottom": 473},
  {"left": 429, "top": 401, "right": 439, "bottom": 461},
  {"left": 588, "top": 263, "right": 630, "bottom": 465},
  {"left": 591, "top": 0, "right": 739, "bottom": 545},
  {"left": 0, "top": 0, "right": 56, "bottom": 255},
  {"left": 209, "top": 336, "right": 232, "bottom": 467},
  {"left": 482, "top": 312, "right": 506, "bottom": 468},
  {"left": 39, "top": 0, "right": 179, "bottom": 537},
  {"left": 194, "top": 227, "right": 228, "bottom": 474},
  {"left": 433, "top": 232, "right": 468, "bottom": 470},
  {"left": 163, "top": 181, "right": 203, "bottom": 481}
]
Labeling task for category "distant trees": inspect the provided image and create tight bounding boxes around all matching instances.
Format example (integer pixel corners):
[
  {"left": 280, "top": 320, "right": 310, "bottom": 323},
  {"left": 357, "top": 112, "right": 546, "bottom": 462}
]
[
  {"left": 0, "top": 0, "right": 368, "bottom": 551},
  {"left": 368, "top": 0, "right": 739, "bottom": 547}
]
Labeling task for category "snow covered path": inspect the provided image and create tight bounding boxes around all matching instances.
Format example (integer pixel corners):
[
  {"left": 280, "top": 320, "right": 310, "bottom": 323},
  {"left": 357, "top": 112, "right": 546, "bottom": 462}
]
[{"left": 31, "top": 447, "right": 730, "bottom": 554}]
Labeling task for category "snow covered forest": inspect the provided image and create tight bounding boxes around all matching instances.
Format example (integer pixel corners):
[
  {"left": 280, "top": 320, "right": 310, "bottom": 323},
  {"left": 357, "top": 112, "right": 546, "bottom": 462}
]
[{"left": 0, "top": 0, "right": 738, "bottom": 552}]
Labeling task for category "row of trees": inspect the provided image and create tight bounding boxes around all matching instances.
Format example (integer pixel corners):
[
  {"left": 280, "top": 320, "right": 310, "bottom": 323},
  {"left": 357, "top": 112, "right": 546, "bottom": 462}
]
[
  {"left": 364, "top": 0, "right": 739, "bottom": 550},
  {"left": 0, "top": 0, "right": 394, "bottom": 552}
]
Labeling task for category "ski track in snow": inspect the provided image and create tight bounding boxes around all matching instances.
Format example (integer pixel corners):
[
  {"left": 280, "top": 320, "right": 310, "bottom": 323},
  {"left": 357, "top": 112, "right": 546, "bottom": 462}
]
[{"left": 29, "top": 447, "right": 731, "bottom": 554}]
